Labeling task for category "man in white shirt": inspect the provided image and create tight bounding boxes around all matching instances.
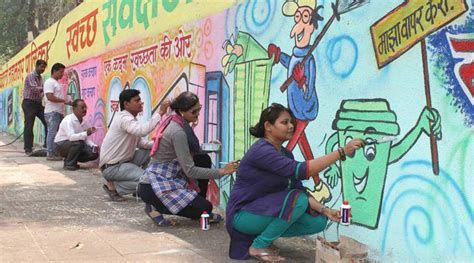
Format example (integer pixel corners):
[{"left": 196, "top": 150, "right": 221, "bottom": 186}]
[
  {"left": 100, "top": 89, "right": 169, "bottom": 201},
  {"left": 44, "top": 63, "right": 71, "bottom": 160},
  {"left": 54, "top": 99, "right": 98, "bottom": 171}
]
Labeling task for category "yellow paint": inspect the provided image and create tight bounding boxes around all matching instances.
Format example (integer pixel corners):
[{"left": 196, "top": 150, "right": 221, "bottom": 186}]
[{"left": 371, "top": 0, "right": 468, "bottom": 68}]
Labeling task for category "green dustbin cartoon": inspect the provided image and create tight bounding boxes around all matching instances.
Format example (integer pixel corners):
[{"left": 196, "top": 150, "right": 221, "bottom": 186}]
[{"left": 325, "top": 99, "right": 442, "bottom": 229}]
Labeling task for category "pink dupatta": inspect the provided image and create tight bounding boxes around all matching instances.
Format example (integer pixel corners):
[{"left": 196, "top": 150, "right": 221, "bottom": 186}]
[{"left": 149, "top": 114, "right": 200, "bottom": 192}]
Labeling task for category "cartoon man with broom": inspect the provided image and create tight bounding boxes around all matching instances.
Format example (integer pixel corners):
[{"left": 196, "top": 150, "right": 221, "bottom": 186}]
[
  {"left": 267, "top": 0, "right": 368, "bottom": 204},
  {"left": 221, "top": 0, "right": 368, "bottom": 204}
]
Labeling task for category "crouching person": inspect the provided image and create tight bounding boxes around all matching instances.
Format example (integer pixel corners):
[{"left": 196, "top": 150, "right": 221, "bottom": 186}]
[
  {"left": 99, "top": 89, "right": 169, "bottom": 201},
  {"left": 54, "top": 99, "right": 99, "bottom": 171}
]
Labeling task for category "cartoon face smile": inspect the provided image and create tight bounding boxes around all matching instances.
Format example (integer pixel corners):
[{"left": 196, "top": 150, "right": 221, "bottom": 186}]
[
  {"left": 290, "top": 6, "right": 315, "bottom": 48},
  {"left": 297, "top": 29, "right": 305, "bottom": 42},
  {"left": 338, "top": 129, "right": 394, "bottom": 228},
  {"left": 353, "top": 167, "right": 369, "bottom": 198}
]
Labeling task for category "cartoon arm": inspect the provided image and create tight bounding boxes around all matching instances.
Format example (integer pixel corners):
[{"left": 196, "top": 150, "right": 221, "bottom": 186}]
[
  {"left": 280, "top": 52, "right": 291, "bottom": 69},
  {"left": 389, "top": 107, "right": 442, "bottom": 164},
  {"left": 304, "top": 57, "right": 316, "bottom": 100},
  {"left": 323, "top": 132, "right": 341, "bottom": 188},
  {"left": 267, "top": 43, "right": 290, "bottom": 68}
]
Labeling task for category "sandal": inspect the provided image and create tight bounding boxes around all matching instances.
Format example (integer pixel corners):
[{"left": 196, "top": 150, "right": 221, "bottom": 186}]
[
  {"left": 250, "top": 251, "right": 285, "bottom": 262},
  {"left": 209, "top": 213, "right": 223, "bottom": 224},
  {"left": 144, "top": 204, "right": 172, "bottom": 226},
  {"left": 102, "top": 184, "right": 126, "bottom": 202}
]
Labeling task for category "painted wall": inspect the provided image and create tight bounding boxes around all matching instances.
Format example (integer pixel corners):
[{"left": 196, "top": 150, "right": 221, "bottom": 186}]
[{"left": 0, "top": 0, "right": 472, "bottom": 261}]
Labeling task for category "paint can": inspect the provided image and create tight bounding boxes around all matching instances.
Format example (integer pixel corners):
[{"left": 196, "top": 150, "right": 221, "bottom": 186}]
[
  {"left": 340, "top": 200, "right": 351, "bottom": 225},
  {"left": 200, "top": 211, "right": 210, "bottom": 230}
]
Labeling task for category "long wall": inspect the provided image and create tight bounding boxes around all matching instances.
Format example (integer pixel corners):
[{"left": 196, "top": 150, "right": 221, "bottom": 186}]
[{"left": 0, "top": 0, "right": 473, "bottom": 261}]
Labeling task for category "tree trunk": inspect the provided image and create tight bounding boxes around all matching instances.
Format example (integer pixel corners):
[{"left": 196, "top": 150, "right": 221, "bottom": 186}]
[{"left": 27, "top": 0, "right": 39, "bottom": 38}]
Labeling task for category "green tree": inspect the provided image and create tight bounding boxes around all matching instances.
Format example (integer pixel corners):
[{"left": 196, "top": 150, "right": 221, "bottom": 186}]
[{"left": 0, "top": 0, "right": 80, "bottom": 66}]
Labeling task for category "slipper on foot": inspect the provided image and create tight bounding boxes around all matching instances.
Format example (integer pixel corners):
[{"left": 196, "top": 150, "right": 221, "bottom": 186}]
[
  {"left": 144, "top": 204, "right": 172, "bottom": 226},
  {"left": 102, "top": 184, "right": 126, "bottom": 202},
  {"left": 209, "top": 212, "right": 223, "bottom": 224},
  {"left": 250, "top": 252, "right": 285, "bottom": 262}
]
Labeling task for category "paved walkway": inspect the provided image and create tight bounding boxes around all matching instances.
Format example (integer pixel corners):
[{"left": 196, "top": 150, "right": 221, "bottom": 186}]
[{"left": 0, "top": 133, "right": 315, "bottom": 262}]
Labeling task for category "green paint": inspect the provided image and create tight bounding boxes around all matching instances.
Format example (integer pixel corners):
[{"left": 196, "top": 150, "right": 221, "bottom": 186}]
[
  {"left": 136, "top": 0, "right": 151, "bottom": 29},
  {"left": 152, "top": 0, "right": 158, "bottom": 17},
  {"left": 447, "top": 131, "right": 474, "bottom": 193},
  {"left": 119, "top": 0, "right": 134, "bottom": 29},
  {"left": 231, "top": 32, "right": 273, "bottom": 160},
  {"left": 325, "top": 99, "right": 442, "bottom": 229},
  {"left": 102, "top": 0, "right": 193, "bottom": 45},
  {"left": 102, "top": 0, "right": 118, "bottom": 45},
  {"left": 163, "top": 0, "right": 179, "bottom": 13}
]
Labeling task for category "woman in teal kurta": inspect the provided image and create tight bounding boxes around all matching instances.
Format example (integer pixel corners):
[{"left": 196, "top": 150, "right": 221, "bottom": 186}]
[{"left": 226, "top": 103, "right": 365, "bottom": 261}]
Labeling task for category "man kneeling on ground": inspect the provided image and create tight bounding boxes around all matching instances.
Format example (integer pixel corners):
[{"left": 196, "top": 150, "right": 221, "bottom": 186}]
[
  {"left": 54, "top": 99, "right": 99, "bottom": 171},
  {"left": 99, "top": 89, "right": 169, "bottom": 201}
]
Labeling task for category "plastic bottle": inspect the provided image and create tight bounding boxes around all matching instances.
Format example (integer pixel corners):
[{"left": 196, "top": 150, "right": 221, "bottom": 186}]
[
  {"left": 200, "top": 211, "right": 210, "bottom": 230},
  {"left": 340, "top": 200, "right": 351, "bottom": 225}
]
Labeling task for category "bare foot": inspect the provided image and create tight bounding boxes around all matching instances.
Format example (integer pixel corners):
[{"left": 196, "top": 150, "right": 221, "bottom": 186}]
[{"left": 249, "top": 246, "right": 285, "bottom": 262}]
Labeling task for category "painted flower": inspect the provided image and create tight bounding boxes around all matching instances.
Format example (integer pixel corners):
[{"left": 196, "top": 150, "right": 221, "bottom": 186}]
[{"left": 221, "top": 37, "right": 243, "bottom": 76}]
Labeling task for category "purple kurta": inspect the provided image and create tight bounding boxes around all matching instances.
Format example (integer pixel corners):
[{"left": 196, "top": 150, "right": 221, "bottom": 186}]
[{"left": 226, "top": 138, "right": 311, "bottom": 259}]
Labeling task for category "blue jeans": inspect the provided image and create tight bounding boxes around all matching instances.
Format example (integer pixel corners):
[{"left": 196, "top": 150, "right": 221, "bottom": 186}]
[{"left": 45, "top": 112, "right": 63, "bottom": 157}]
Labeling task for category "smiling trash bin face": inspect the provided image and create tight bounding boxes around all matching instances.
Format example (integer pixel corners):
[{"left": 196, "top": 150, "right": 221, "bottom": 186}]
[{"left": 332, "top": 99, "right": 400, "bottom": 229}]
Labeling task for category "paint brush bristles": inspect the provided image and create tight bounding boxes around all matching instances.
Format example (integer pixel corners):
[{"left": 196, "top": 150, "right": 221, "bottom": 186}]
[{"left": 336, "top": 0, "right": 370, "bottom": 15}]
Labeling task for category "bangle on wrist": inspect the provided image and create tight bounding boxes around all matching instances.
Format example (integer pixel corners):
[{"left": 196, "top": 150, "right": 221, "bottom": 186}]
[{"left": 338, "top": 147, "right": 346, "bottom": 161}]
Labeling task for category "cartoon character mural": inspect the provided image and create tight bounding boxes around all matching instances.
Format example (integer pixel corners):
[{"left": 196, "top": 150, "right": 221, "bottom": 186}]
[
  {"left": 267, "top": 0, "right": 322, "bottom": 162},
  {"left": 222, "top": 31, "right": 273, "bottom": 162},
  {"left": 268, "top": 0, "right": 333, "bottom": 203},
  {"left": 324, "top": 99, "right": 442, "bottom": 229},
  {"left": 220, "top": 31, "right": 274, "bottom": 205},
  {"left": 222, "top": 0, "right": 332, "bottom": 204}
]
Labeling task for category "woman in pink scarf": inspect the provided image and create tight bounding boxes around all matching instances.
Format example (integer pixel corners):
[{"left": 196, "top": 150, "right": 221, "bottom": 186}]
[{"left": 138, "top": 92, "right": 238, "bottom": 226}]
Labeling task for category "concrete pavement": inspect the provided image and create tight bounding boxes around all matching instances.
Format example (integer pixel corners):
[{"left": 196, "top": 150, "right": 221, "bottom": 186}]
[{"left": 0, "top": 133, "right": 316, "bottom": 262}]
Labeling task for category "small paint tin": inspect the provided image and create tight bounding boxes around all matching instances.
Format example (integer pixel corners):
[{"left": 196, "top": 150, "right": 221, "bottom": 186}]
[
  {"left": 340, "top": 200, "right": 351, "bottom": 226},
  {"left": 200, "top": 211, "right": 210, "bottom": 230}
]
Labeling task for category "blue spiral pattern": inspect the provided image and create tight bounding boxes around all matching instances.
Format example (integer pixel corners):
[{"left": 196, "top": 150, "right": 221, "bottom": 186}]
[
  {"left": 325, "top": 35, "right": 358, "bottom": 79},
  {"left": 225, "top": 0, "right": 280, "bottom": 39},
  {"left": 381, "top": 160, "right": 473, "bottom": 260}
]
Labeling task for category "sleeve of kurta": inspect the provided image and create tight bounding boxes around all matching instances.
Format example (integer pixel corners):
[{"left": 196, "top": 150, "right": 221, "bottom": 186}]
[
  {"left": 248, "top": 143, "right": 309, "bottom": 181},
  {"left": 172, "top": 129, "right": 221, "bottom": 179},
  {"left": 283, "top": 149, "right": 308, "bottom": 190}
]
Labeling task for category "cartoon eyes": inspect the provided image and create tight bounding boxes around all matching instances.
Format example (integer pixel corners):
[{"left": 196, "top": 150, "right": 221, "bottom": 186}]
[
  {"left": 294, "top": 10, "right": 311, "bottom": 24},
  {"left": 364, "top": 141, "right": 376, "bottom": 162},
  {"left": 345, "top": 136, "right": 354, "bottom": 158},
  {"left": 344, "top": 136, "right": 376, "bottom": 161}
]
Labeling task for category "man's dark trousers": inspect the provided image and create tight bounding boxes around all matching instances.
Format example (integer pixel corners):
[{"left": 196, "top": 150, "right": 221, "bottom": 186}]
[{"left": 22, "top": 99, "right": 47, "bottom": 152}]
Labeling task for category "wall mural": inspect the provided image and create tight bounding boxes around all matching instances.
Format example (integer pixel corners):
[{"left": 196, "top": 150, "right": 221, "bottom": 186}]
[{"left": 0, "top": 0, "right": 472, "bottom": 261}]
